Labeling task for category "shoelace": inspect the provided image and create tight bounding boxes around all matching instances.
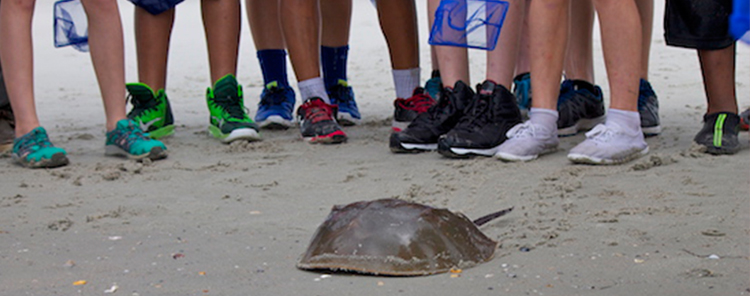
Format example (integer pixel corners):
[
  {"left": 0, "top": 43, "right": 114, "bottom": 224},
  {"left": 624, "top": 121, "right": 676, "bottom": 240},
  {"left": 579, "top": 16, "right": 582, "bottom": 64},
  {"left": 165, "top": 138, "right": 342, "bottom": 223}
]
[
  {"left": 302, "top": 101, "right": 333, "bottom": 124},
  {"left": 402, "top": 93, "right": 435, "bottom": 113},
  {"left": 16, "top": 129, "right": 54, "bottom": 156},
  {"left": 506, "top": 122, "right": 537, "bottom": 139},
  {"left": 584, "top": 124, "right": 616, "bottom": 143},
  {"left": 213, "top": 95, "right": 248, "bottom": 119},
  {"left": 261, "top": 86, "right": 292, "bottom": 105},
  {"left": 329, "top": 85, "right": 354, "bottom": 105},
  {"left": 112, "top": 122, "right": 151, "bottom": 149}
]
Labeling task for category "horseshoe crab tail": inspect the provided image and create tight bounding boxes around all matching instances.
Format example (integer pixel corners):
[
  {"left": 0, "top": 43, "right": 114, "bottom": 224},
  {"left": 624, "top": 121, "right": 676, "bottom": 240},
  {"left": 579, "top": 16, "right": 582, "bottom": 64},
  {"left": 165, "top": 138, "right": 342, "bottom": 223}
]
[{"left": 472, "top": 207, "right": 514, "bottom": 226}]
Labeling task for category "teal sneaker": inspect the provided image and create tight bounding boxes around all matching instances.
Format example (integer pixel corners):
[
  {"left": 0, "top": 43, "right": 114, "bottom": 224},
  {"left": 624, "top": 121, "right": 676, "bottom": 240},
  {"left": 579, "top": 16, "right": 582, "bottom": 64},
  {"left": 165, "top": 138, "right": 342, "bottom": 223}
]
[
  {"left": 126, "top": 83, "right": 175, "bottom": 139},
  {"left": 12, "top": 127, "right": 69, "bottom": 168},
  {"left": 105, "top": 119, "right": 168, "bottom": 160},
  {"left": 206, "top": 74, "right": 261, "bottom": 143}
]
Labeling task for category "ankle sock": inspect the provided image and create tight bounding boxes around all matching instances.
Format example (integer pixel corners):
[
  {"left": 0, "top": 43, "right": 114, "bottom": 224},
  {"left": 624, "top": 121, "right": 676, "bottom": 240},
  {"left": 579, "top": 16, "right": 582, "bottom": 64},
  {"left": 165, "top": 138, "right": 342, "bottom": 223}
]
[
  {"left": 298, "top": 77, "right": 330, "bottom": 104},
  {"left": 392, "top": 68, "right": 421, "bottom": 99},
  {"left": 257, "top": 49, "right": 290, "bottom": 88},
  {"left": 529, "top": 107, "right": 559, "bottom": 133},
  {"left": 321, "top": 45, "right": 349, "bottom": 89},
  {"left": 606, "top": 108, "right": 641, "bottom": 134}
]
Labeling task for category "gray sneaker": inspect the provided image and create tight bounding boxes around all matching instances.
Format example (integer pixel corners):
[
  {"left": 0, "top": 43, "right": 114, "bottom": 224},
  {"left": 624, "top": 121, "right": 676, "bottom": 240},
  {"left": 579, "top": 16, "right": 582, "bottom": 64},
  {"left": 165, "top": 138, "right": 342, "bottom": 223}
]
[
  {"left": 638, "top": 79, "right": 661, "bottom": 136},
  {"left": 494, "top": 122, "right": 559, "bottom": 162},
  {"left": 0, "top": 105, "right": 14, "bottom": 154},
  {"left": 567, "top": 123, "right": 649, "bottom": 165}
]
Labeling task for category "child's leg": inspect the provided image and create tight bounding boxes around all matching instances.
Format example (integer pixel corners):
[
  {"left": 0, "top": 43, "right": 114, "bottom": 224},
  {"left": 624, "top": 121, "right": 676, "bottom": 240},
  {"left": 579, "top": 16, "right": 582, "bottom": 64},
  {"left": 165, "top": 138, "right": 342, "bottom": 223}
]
[
  {"left": 486, "top": 0, "right": 525, "bottom": 88},
  {"left": 564, "top": 0, "right": 595, "bottom": 82},
  {"left": 81, "top": 0, "right": 127, "bottom": 131},
  {"left": 635, "top": 0, "right": 653, "bottom": 80},
  {"left": 699, "top": 45, "right": 738, "bottom": 114},
  {"left": 202, "top": 0, "right": 241, "bottom": 83},
  {"left": 0, "top": 0, "right": 38, "bottom": 136},
  {"left": 280, "top": 0, "right": 327, "bottom": 100},
  {"left": 428, "top": 0, "right": 469, "bottom": 88},
  {"left": 135, "top": 7, "right": 174, "bottom": 91},
  {"left": 377, "top": 0, "right": 421, "bottom": 99},
  {"left": 529, "top": 0, "right": 568, "bottom": 110}
]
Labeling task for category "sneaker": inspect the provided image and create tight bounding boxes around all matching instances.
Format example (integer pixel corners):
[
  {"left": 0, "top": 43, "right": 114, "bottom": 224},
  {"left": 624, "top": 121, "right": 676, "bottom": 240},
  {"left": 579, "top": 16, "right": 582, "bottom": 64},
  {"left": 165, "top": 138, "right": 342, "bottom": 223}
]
[
  {"left": 126, "top": 83, "right": 175, "bottom": 139},
  {"left": 739, "top": 107, "right": 749, "bottom": 131},
  {"left": 297, "top": 97, "right": 347, "bottom": 144},
  {"left": 438, "top": 81, "right": 523, "bottom": 158},
  {"left": 105, "top": 119, "right": 168, "bottom": 160},
  {"left": 494, "top": 122, "right": 559, "bottom": 162},
  {"left": 12, "top": 127, "right": 69, "bottom": 168},
  {"left": 0, "top": 105, "right": 14, "bottom": 154},
  {"left": 392, "top": 87, "right": 436, "bottom": 132},
  {"left": 327, "top": 80, "right": 361, "bottom": 126},
  {"left": 557, "top": 80, "right": 606, "bottom": 137},
  {"left": 513, "top": 72, "right": 531, "bottom": 119},
  {"left": 389, "top": 81, "right": 474, "bottom": 153},
  {"left": 206, "top": 74, "right": 262, "bottom": 143},
  {"left": 424, "top": 70, "right": 443, "bottom": 101},
  {"left": 567, "top": 123, "right": 649, "bottom": 165},
  {"left": 693, "top": 112, "right": 741, "bottom": 155},
  {"left": 638, "top": 79, "right": 661, "bottom": 136},
  {"left": 255, "top": 81, "right": 296, "bottom": 130}
]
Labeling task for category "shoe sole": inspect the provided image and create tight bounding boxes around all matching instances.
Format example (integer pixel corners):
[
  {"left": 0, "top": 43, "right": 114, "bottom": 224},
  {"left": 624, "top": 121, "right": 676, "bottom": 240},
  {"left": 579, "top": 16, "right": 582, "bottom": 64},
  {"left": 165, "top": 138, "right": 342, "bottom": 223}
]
[
  {"left": 389, "top": 135, "right": 437, "bottom": 153},
  {"left": 567, "top": 146, "right": 649, "bottom": 165},
  {"left": 558, "top": 116, "right": 606, "bottom": 137},
  {"left": 147, "top": 125, "right": 175, "bottom": 139},
  {"left": 303, "top": 130, "right": 347, "bottom": 144},
  {"left": 337, "top": 113, "right": 361, "bottom": 126},
  {"left": 0, "top": 142, "right": 11, "bottom": 155},
  {"left": 15, "top": 152, "right": 69, "bottom": 169},
  {"left": 641, "top": 125, "right": 662, "bottom": 137},
  {"left": 438, "top": 142, "right": 500, "bottom": 159},
  {"left": 209, "top": 126, "right": 262, "bottom": 144},
  {"left": 494, "top": 146, "right": 557, "bottom": 162},
  {"left": 700, "top": 143, "right": 741, "bottom": 155},
  {"left": 257, "top": 116, "right": 295, "bottom": 130},
  {"left": 105, "top": 145, "right": 168, "bottom": 161}
]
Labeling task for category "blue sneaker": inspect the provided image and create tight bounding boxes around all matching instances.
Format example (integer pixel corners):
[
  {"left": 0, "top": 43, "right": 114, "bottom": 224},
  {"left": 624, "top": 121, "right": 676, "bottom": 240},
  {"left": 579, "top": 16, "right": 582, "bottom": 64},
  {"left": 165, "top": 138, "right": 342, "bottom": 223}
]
[
  {"left": 105, "top": 119, "right": 167, "bottom": 161},
  {"left": 13, "top": 127, "right": 69, "bottom": 168},
  {"left": 255, "top": 81, "right": 296, "bottom": 129},
  {"left": 424, "top": 70, "right": 443, "bottom": 101},
  {"left": 638, "top": 79, "right": 661, "bottom": 136},
  {"left": 512, "top": 73, "right": 531, "bottom": 119},
  {"left": 327, "top": 80, "right": 361, "bottom": 126}
]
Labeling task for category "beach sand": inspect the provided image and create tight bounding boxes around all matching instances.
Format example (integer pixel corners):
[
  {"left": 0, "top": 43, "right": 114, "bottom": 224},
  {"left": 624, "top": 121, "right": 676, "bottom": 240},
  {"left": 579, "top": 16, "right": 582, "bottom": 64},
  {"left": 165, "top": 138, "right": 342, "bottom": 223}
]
[{"left": 1, "top": 1, "right": 748, "bottom": 295}]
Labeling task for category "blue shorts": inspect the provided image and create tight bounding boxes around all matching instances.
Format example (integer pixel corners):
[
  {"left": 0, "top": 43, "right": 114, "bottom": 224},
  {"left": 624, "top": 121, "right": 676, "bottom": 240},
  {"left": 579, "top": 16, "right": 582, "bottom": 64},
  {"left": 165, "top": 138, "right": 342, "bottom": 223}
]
[{"left": 128, "top": 0, "right": 184, "bottom": 15}]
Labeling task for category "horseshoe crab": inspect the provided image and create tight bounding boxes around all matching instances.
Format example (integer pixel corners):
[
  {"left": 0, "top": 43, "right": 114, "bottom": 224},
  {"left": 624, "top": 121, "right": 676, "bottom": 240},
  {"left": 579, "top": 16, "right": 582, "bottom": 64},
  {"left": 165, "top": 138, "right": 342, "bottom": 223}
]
[{"left": 297, "top": 198, "right": 512, "bottom": 276}]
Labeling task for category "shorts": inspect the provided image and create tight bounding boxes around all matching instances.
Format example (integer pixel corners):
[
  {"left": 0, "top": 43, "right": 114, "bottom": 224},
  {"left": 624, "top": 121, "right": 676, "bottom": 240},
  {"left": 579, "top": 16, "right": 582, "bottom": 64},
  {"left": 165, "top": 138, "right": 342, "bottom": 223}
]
[
  {"left": 664, "top": 0, "right": 735, "bottom": 50},
  {"left": 128, "top": 0, "right": 184, "bottom": 15}
]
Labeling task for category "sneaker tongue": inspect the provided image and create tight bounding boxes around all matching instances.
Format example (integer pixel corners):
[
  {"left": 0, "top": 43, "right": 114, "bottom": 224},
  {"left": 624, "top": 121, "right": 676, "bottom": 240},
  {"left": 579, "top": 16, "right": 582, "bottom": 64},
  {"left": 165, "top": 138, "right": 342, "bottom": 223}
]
[{"left": 213, "top": 76, "right": 239, "bottom": 98}]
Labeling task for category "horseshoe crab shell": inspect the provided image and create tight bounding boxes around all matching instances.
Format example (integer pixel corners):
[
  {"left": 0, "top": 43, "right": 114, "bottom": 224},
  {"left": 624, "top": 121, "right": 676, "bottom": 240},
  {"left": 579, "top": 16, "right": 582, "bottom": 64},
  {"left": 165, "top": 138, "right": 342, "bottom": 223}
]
[{"left": 297, "top": 198, "right": 512, "bottom": 276}]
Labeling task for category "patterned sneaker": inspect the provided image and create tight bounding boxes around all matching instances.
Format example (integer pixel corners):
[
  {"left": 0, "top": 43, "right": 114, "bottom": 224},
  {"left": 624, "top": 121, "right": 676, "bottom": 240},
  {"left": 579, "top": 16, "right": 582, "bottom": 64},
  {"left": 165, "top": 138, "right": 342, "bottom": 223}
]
[
  {"left": 494, "top": 122, "right": 559, "bottom": 162},
  {"left": 0, "top": 105, "right": 14, "bottom": 154},
  {"left": 392, "top": 87, "right": 436, "bottom": 132},
  {"left": 567, "top": 123, "right": 649, "bottom": 165},
  {"left": 327, "top": 80, "right": 361, "bottom": 126},
  {"left": 438, "top": 81, "right": 523, "bottom": 158},
  {"left": 424, "top": 70, "right": 443, "bottom": 101},
  {"left": 255, "top": 81, "right": 296, "bottom": 130},
  {"left": 638, "top": 79, "right": 661, "bottom": 136},
  {"left": 126, "top": 83, "right": 175, "bottom": 139},
  {"left": 738, "top": 107, "right": 749, "bottom": 131},
  {"left": 389, "top": 81, "right": 474, "bottom": 153},
  {"left": 12, "top": 127, "right": 69, "bottom": 168},
  {"left": 206, "top": 74, "right": 261, "bottom": 143},
  {"left": 513, "top": 72, "right": 531, "bottom": 119},
  {"left": 557, "top": 80, "right": 606, "bottom": 137},
  {"left": 693, "top": 112, "right": 741, "bottom": 155},
  {"left": 297, "top": 98, "right": 347, "bottom": 144},
  {"left": 105, "top": 119, "right": 167, "bottom": 160}
]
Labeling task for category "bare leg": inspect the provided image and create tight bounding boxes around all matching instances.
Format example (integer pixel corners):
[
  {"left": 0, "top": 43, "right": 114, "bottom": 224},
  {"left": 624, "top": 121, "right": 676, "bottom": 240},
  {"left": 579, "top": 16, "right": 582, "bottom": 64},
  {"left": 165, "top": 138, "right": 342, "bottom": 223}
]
[
  {"left": 81, "top": 0, "right": 127, "bottom": 131},
  {"left": 246, "top": 0, "right": 285, "bottom": 50},
  {"left": 529, "top": 0, "right": 569, "bottom": 110},
  {"left": 699, "top": 45, "right": 738, "bottom": 114},
  {"left": 514, "top": 0, "right": 532, "bottom": 76},
  {"left": 564, "top": 0, "right": 595, "bottom": 82},
  {"left": 280, "top": 0, "right": 321, "bottom": 82},
  {"left": 429, "top": 0, "right": 469, "bottom": 87},
  {"left": 0, "top": 0, "right": 39, "bottom": 136},
  {"left": 134, "top": 7, "right": 173, "bottom": 91},
  {"left": 202, "top": 0, "right": 241, "bottom": 83},
  {"left": 594, "top": 0, "right": 641, "bottom": 111},
  {"left": 376, "top": 0, "right": 419, "bottom": 70},
  {"left": 635, "top": 0, "right": 653, "bottom": 80},
  {"left": 320, "top": 0, "right": 351, "bottom": 48},
  {"left": 486, "top": 0, "right": 524, "bottom": 88}
]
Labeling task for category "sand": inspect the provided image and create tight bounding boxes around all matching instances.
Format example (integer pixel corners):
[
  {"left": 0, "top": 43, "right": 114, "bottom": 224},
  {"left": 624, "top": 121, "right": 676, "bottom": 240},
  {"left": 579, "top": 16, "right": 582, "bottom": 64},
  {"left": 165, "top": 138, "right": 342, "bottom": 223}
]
[{"left": 1, "top": 1, "right": 748, "bottom": 295}]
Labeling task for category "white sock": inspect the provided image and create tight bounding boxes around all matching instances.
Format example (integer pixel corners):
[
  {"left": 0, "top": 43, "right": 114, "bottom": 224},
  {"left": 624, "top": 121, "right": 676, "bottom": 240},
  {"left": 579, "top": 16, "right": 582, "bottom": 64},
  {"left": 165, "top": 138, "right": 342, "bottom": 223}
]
[
  {"left": 298, "top": 77, "right": 330, "bottom": 104},
  {"left": 606, "top": 108, "right": 641, "bottom": 134},
  {"left": 529, "top": 108, "right": 559, "bottom": 133},
  {"left": 392, "top": 68, "right": 421, "bottom": 99}
]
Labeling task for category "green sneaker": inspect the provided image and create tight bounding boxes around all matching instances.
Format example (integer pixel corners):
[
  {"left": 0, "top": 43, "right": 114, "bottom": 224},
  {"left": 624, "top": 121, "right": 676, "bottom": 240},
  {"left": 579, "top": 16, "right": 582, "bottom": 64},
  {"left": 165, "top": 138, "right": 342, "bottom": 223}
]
[
  {"left": 206, "top": 74, "right": 261, "bottom": 143},
  {"left": 105, "top": 119, "right": 168, "bottom": 160},
  {"left": 12, "top": 127, "right": 69, "bottom": 168},
  {"left": 126, "top": 83, "right": 175, "bottom": 139}
]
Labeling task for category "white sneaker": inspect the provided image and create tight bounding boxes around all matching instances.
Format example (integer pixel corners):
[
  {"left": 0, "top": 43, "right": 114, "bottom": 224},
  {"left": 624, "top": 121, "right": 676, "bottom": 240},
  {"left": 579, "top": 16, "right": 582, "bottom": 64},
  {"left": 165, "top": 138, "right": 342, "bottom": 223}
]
[
  {"left": 567, "top": 123, "right": 649, "bottom": 165},
  {"left": 494, "top": 122, "right": 559, "bottom": 162}
]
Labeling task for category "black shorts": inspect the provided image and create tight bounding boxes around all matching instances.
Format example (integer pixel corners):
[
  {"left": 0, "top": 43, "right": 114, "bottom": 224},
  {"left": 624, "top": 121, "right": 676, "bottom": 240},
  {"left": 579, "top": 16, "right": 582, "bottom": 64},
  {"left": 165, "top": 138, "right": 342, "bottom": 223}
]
[{"left": 664, "top": 0, "right": 735, "bottom": 50}]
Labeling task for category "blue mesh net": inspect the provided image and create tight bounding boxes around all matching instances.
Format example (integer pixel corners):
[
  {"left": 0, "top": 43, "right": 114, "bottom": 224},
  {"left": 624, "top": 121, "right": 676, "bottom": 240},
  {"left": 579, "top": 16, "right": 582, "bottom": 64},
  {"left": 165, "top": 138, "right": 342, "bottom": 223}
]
[
  {"left": 53, "top": 0, "right": 89, "bottom": 52},
  {"left": 128, "top": 0, "right": 184, "bottom": 15},
  {"left": 731, "top": 0, "right": 750, "bottom": 44},
  {"left": 429, "top": 0, "right": 509, "bottom": 50}
]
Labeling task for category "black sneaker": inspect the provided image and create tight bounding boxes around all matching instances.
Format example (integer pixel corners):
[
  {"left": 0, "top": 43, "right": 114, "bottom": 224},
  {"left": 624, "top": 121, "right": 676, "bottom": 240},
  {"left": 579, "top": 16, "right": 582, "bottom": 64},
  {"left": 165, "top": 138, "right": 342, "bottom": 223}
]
[
  {"left": 694, "top": 112, "right": 740, "bottom": 155},
  {"left": 438, "top": 81, "right": 523, "bottom": 158},
  {"left": 638, "top": 79, "right": 661, "bottom": 136},
  {"left": 557, "top": 80, "right": 606, "bottom": 137},
  {"left": 389, "top": 81, "right": 474, "bottom": 153},
  {"left": 392, "top": 87, "right": 436, "bottom": 132},
  {"left": 297, "top": 98, "right": 347, "bottom": 144},
  {"left": 0, "top": 104, "right": 14, "bottom": 154}
]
